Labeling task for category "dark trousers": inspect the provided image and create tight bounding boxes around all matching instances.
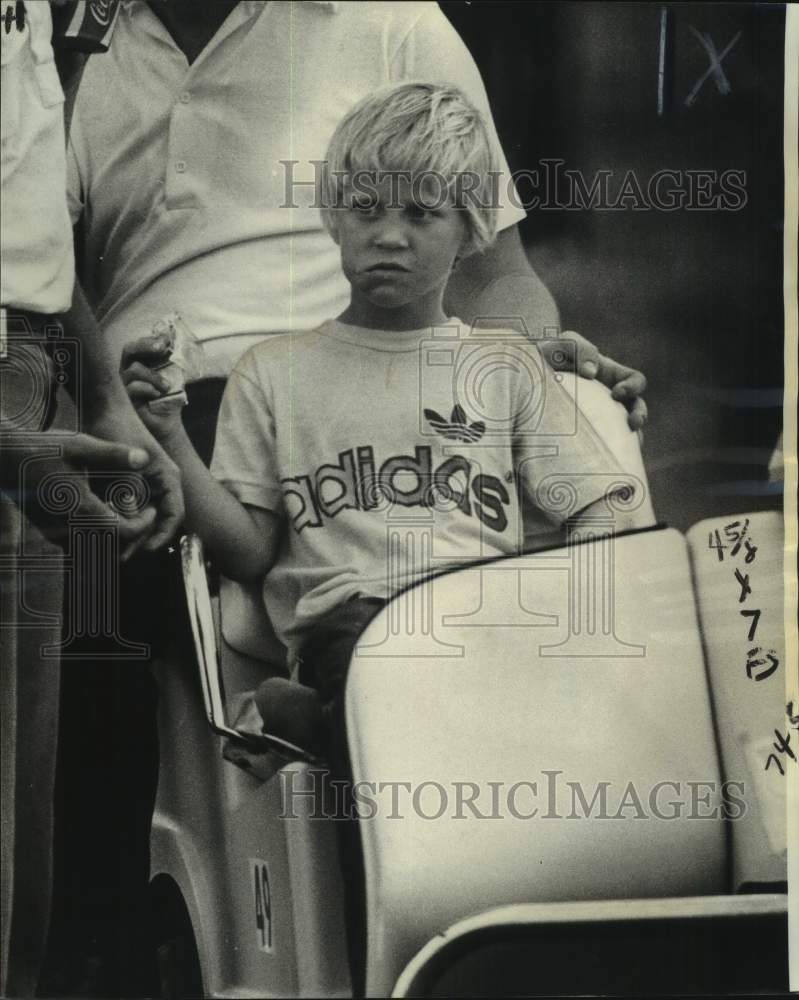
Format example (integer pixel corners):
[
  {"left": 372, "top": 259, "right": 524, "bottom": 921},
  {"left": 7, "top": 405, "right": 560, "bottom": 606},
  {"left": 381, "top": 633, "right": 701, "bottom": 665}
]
[
  {"left": 43, "top": 379, "right": 227, "bottom": 997},
  {"left": 298, "top": 596, "right": 387, "bottom": 998},
  {"left": 1, "top": 311, "right": 62, "bottom": 998}
]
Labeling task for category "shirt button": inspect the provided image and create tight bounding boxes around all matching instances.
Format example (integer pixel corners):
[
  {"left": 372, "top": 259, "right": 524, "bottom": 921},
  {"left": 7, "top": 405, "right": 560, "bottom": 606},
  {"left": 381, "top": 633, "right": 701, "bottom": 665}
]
[
  {"left": 179, "top": 91, "right": 191, "bottom": 104},
  {"left": 176, "top": 160, "right": 187, "bottom": 173}
]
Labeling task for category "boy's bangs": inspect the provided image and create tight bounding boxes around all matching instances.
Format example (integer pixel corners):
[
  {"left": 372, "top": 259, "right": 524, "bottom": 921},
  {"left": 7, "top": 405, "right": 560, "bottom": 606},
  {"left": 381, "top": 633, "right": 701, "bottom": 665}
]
[
  {"left": 340, "top": 163, "right": 456, "bottom": 209},
  {"left": 346, "top": 122, "right": 490, "bottom": 191},
  {"left": 321, "top": 83, "right": 500, "bottom": 250}
]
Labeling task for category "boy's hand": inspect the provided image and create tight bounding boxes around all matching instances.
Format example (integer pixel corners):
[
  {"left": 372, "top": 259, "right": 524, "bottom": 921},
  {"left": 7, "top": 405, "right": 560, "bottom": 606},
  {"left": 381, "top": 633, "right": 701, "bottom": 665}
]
[
  {"left": 540, "top": 331, "right": 648, "bottom": 431},
  {"left": 120, "top": 334, "right": 185, "bottom": 444}
]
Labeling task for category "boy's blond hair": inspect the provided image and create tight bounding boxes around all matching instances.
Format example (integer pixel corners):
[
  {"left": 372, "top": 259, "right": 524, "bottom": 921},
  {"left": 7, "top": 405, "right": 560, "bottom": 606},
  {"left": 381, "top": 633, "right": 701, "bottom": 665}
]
[{"left": 320, "top": 82, "right": 499, "bottom": 257}]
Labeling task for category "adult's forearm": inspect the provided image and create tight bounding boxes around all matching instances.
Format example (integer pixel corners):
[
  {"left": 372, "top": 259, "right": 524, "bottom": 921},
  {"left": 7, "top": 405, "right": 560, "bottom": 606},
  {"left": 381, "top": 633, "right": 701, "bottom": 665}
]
[
  {"left": 444, "top": 225, "right": 560, "bottom": 338},
  {"left": 452, "top": 270, "right": 560, "bottom": 337},
  {"left": 446, "top": 226, "right": 649, "bottom": 430},
  {"left": 61, "top": 282, "right": 127, "bottom": 417}
]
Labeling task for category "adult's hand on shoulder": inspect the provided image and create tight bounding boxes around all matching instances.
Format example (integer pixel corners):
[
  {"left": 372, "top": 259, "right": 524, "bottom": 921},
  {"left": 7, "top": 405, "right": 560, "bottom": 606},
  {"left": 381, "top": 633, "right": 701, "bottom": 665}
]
[{"left": 540, "top": 330, "right": 648, "bottom": 432}]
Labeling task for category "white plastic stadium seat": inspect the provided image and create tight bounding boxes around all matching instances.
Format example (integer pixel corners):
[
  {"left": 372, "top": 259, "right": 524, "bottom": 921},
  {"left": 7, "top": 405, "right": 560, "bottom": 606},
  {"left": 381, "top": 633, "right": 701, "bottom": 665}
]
[{"left": 347, "top": 527, "right": 726, "bottom": 997}]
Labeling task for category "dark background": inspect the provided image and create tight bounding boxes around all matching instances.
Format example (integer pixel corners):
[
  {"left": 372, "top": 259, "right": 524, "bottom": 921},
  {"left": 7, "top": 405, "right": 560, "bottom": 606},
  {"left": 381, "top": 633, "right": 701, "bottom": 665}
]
[{"left": 441, "top": 1, "right": 785, "bottom": 531}]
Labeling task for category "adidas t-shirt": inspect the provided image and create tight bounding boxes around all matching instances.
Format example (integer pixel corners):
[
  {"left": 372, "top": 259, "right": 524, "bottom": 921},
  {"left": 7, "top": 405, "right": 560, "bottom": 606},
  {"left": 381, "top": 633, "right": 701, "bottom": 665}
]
[{"left": 210, "top": 319, "right": 631, "bottom": 651}]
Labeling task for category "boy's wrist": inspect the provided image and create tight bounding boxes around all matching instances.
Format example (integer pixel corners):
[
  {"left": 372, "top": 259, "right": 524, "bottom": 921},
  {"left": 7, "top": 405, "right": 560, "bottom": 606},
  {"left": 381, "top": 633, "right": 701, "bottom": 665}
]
[{"left": 158, "top": 419, "right": 191, "bottom": 456}]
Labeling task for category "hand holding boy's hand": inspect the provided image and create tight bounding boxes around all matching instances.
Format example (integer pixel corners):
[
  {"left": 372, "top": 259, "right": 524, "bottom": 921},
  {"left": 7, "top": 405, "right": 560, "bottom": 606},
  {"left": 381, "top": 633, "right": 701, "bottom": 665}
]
[
  {"left": 0, "top": 423, "right": 160, "bottom": 559},
  {"left": 120, "top": 334, "right": 186, "bottom": 444}
]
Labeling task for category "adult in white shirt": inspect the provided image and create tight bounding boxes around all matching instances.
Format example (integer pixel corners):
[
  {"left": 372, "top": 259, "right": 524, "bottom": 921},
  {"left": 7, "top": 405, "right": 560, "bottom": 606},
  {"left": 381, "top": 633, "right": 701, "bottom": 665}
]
[
  {"left": 1, "top": 2, "right": 183, "bottom": 994},
  {"left": 1, "top": 0, "right": 183, "bottom": 553}
]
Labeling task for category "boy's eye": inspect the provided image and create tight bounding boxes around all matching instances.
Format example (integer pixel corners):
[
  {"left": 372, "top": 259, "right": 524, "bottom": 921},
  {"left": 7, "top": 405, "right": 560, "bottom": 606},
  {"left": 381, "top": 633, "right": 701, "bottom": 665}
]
[
  {"left": 407, "top": 203, "right": 435, "bottom": 221},
  {"left": 352, "top": 196, "right": 379, "bottom": 213}
]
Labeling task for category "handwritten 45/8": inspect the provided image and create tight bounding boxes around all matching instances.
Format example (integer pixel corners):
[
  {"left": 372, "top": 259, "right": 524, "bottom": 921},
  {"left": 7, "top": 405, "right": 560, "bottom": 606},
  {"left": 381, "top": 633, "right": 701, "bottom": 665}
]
[{"left": 251, "top": 859, "right": 273, "bottom": 953}]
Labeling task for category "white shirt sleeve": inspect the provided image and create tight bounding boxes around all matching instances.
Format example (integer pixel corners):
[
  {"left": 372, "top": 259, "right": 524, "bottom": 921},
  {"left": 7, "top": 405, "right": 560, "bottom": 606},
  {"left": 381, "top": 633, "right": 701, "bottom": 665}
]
[
  {"left": 0, "top": 4, "right": 74, "bottom": 313},
  {"left": 391, "top": 3, "right": 527, "bottom": 234}
]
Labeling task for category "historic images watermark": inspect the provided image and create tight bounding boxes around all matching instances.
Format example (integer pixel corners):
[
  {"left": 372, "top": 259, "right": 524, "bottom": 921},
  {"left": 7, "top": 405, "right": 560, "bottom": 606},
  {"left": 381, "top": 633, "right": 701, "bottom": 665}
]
[
  {"left": 280, "top": 160, "right": 748, "bottom": 212},
  {"left": 279, "top": 769, "right": 748, "bottom": 822}
]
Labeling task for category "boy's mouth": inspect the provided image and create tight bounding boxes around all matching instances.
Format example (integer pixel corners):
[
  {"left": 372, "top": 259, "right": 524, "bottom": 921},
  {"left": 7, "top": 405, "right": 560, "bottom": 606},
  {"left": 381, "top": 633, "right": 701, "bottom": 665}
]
[{"left": 364, "top": 262, "right": 411, "bottom": 273}]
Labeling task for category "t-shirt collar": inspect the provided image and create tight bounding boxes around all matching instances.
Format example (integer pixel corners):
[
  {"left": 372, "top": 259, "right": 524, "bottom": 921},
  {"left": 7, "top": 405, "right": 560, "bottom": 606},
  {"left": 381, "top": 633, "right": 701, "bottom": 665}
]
[{"left": 321, "top": 318, "right": 464, "bottom": 354}]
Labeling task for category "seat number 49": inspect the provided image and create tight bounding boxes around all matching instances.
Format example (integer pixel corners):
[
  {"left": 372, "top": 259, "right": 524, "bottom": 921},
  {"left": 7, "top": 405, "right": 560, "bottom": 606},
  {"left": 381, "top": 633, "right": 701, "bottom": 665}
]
[{"left": 251, "top": 859, "right": 273, "bottom": 953}]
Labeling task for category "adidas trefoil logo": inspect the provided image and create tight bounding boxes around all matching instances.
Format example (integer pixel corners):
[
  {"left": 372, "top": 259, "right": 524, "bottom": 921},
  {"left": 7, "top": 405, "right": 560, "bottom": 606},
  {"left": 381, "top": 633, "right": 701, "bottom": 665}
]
[{"left": 424, "top": 404, "right": 485, "bottom": 443}]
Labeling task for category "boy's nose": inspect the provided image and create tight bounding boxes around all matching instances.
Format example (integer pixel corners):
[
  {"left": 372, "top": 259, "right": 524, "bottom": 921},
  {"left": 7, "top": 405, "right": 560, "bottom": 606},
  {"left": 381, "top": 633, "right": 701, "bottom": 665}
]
[{"left": 374, "top": 219, "right": 409, "bottom": 248}]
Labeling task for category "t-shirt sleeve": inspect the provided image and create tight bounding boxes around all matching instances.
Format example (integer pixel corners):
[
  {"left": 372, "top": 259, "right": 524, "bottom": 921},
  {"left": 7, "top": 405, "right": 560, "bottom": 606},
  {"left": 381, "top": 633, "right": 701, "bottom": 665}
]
[
  {"left": 210, "top": 357, "right": 283, "bottom": 513},
  {"left": 511, "top": 342, "right": 637, "bottom": 524},
  {"left": 391, "top": 3, "right": 526, "bottom": 234}
]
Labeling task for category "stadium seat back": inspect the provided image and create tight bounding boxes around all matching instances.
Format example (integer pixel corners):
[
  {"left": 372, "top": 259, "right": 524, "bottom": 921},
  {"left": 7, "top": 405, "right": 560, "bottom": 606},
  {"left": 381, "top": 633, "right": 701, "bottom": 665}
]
[{"left": 347, "top": 528, "right": 726, "bottom": 996}]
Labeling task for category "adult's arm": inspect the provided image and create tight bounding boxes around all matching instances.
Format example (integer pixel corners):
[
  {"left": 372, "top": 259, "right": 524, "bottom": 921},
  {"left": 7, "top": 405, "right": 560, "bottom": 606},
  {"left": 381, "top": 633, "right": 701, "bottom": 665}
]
[
  {"left": 398, "top": 6, "right": 647, "bottom": 429},
  {"left": 445, "top": 226, "right": 648, "bottom": 430},
  {"left": 60, "top": 283, "right": 184, "bottom": 552},
  {"left": 62, "top": 68, "right": 184, "bottom": 551}
]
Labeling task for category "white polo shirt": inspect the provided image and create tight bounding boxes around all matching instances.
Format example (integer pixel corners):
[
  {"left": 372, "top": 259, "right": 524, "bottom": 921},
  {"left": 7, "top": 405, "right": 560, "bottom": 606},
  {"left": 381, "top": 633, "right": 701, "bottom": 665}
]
[
  {"left": 67, "top": 0, "right": 526, "bottom": 377},
  {"left": 1, "top": 1, "right": 74, "bottom": 313}
]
